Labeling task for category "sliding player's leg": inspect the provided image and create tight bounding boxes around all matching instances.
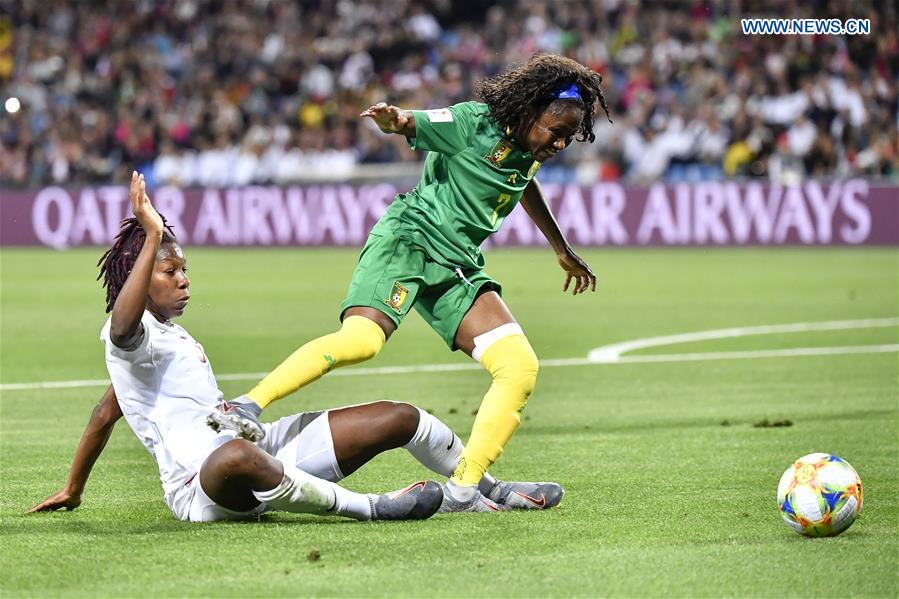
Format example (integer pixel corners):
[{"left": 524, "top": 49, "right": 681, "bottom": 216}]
[
  {"left": 280, "top": 400, "right": 556, "bottom": 511},
  {"left": 326, "top": 400, "right": 465, "bottom": 480},
  {"left": 261, "top": 407, "right": 445, "bottom": 521},
  {"left": 193, "top": 438, "right": 440, "bottom": 522},
  {"left": 396, "top": 402, "right": 561, "bottom": 510}
]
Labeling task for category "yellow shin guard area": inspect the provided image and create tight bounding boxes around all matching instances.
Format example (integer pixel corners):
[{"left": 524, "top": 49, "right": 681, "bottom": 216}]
[
  {"left": 247, "top": 315, "right": 386, "bottom": 409},
  {"left": 451, "top": 334, "right": 539, "bottom": 486}
]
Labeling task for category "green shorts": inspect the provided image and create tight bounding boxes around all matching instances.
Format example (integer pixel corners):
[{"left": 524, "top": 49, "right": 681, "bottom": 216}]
[{"left": 340, "top": 233, "right": 502, "bottom": 349}]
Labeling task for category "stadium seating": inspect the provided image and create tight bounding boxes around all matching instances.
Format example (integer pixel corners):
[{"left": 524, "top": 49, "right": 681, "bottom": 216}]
[{"left": 1, "top": 0, "right": 895, "bottom": 186}]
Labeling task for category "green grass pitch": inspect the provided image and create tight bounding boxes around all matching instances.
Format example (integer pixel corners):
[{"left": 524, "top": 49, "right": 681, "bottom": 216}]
[{"left": 1, "top": 246, "right": 896, "bottom": 597}]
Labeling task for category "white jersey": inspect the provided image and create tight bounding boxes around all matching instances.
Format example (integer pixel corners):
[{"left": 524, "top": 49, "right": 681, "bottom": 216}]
[{"left": 101, "top": 311, "right": 228, "bottom": 507}]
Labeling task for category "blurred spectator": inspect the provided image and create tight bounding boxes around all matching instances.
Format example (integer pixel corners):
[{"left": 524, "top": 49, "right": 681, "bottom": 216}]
[
  {"left": 1, "top": 0, "right": 897, "bottom": 187},
  {"left": 805, "top": 126, "right": 838, "bottom": 176}
]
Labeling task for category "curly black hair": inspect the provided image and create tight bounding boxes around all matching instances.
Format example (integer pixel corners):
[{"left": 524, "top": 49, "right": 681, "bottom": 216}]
[
  {"left": 97, "top": 216, "right": 177, "bottom": 313},
  {"left": 475, "top": 54, "right": 612, "bottom": 143}
]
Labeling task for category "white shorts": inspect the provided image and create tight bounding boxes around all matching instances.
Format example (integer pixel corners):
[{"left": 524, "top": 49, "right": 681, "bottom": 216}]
[{"left": 169, "top": 410, "right": 345, "bottom": 522}]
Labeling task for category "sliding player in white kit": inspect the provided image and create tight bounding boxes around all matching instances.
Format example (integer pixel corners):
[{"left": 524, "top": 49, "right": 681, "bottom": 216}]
[{"left": 28, "top": 172, "right": 559, "bottom": 521}]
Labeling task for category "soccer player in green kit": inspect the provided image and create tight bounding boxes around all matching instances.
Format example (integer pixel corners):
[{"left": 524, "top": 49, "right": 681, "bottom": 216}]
[{"left": 209, "top": 54, "right": 612, "bottom": 512}]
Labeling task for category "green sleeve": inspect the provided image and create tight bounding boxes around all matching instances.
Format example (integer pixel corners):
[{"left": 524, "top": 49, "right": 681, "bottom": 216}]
[{"left": 408, "top": 102, "right": 478, "bottom": 156}]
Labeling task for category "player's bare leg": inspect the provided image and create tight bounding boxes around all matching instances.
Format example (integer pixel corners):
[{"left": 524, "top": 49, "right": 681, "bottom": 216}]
[
  {"left": 328, "top": 400, "right": 561, "bottom": 510},
  {"left": 198, "top": 439, "right": 441, "bottom": 520},
  {"left": 328, "top": 401, "right": 420, "bottom": 475}
]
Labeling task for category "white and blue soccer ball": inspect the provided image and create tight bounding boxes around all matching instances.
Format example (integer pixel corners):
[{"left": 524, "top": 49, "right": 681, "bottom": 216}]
[{"left": 777, "top": 453, "right": 863, "bottom": 537}]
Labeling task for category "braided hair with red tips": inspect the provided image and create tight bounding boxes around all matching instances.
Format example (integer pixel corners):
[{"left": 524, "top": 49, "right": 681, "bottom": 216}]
[{"left": 97, "top": 216, "right": 177, "bottom": 313}]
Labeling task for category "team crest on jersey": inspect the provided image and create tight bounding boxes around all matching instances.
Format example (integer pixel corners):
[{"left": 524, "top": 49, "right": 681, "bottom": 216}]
[
  {"left": 528, "top": 160, "right": 541, "bottom": 178},
  {"left": 486, "top": 140, "right": 513, "bottom": 165},
  {"left": 385, "top": 282, "right": 409, "bottom": 313}
]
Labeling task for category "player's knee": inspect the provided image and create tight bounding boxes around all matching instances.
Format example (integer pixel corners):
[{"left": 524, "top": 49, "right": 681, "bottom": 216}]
[
  {"left": 487, "top": 337, "right": 539, "bottom": 395},
  {"left": 210, "top": 439, "right": 271, "bottom": 478},
  {"left": 338, "top": 315, "right": 386, "bottom": 361},
  {"left": 391, "top": 401, "right": 421, "bottom": 440},
  {"left": 512, "top": 346, "right": 539, "bottom": 395},
  {"left": 355, "top": 337, "right": 383, "bottom": 361},
  {"left": 523, "top": 348, "right": 540, "bottom": 390},
  {"left": 374, "top": 400, "right": 420, "bottom": 444}
]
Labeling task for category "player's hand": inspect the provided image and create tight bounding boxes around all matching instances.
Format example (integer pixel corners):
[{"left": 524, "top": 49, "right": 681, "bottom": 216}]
[
  {"left": 26, "top": 488, "right": 82, "bottom": 514},
  {"left": 360, "top": 103, "right": 411, "bottom": 134},
  {"left": 557, "top": 249, "right": 597, "bottom": 295},
  {"left": 129, "top": 171, "right": 163, "bottom": 237}
]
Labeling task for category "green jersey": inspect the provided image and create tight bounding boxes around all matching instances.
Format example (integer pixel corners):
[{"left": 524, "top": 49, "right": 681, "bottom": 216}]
[{"left": 370, "top": 101, "right": 542, "bottom": 270}]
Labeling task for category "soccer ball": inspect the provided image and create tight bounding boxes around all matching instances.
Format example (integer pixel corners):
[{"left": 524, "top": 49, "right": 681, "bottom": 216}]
[{"left": 777, "top": 453, "right": 863, "bottom": 537}]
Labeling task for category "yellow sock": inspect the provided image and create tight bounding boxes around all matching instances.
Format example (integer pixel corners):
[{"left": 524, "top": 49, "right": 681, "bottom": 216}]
[
  {"left": 451, "top": 334, "right": 539, "bottom": 487},
  {"left": 247, "top": 315, "right": 386, "bottom": 409}
]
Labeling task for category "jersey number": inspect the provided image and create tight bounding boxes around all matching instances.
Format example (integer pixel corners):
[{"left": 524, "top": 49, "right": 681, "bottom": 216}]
[{"left": 492, "top": 193, "right": 511, "bottom": 226}]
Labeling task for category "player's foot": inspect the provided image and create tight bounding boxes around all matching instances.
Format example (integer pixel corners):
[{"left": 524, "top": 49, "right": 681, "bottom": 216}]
[
  {"left": 482, "top": 480, "right": 565, "bottom": 510},
  {"left": 370, "top": 481, "right": 443, "bottom": 520},
  {"left": 437, "top": 486, "right": 508, "bottom": 513},
  {"left": 206, "top": 397, "right": 265, "bottom": 442}
]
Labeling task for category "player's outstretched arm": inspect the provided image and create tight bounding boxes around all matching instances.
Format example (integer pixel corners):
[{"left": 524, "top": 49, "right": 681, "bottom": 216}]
[
  {"left": 360, "top": 102, "right": 416, "bottom": 137},
  {"left": 520, "top": 179, "right": 596, "bottom": 295},
  {"left": 109, "top": 171, "right": 164, "bottom": 348},
  {"left": 27, "top": 385, "right": 123, "bottom": 513}
]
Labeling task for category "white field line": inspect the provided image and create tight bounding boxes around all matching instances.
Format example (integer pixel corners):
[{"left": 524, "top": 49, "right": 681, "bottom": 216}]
[
  {"left": 1, "top": 319, "right": 896, "bottom": 392},
  {"left": 587, "top": 317, "right": 899, "bottom": 363},
  {"left": 607, "top": 344, "right": 899, "bottom": 364}
]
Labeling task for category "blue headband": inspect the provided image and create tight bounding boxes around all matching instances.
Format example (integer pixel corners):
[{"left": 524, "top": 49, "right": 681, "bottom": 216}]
[{"left": 554, "top": 84, "right": 582, "bottom": 101}]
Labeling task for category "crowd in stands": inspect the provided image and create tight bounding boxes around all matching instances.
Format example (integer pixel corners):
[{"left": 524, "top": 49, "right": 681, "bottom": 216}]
[{"left": 2, "top": 0, "right": 897, "bottom": 187}]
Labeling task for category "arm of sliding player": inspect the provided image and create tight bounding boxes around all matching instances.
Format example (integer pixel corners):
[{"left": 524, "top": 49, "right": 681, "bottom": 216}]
[
  {"left": 109, "top": 171, "right": 164, "bottom": 348},
  {"left": 26, "top": 385, "right": 124, "bottom": 513}
]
